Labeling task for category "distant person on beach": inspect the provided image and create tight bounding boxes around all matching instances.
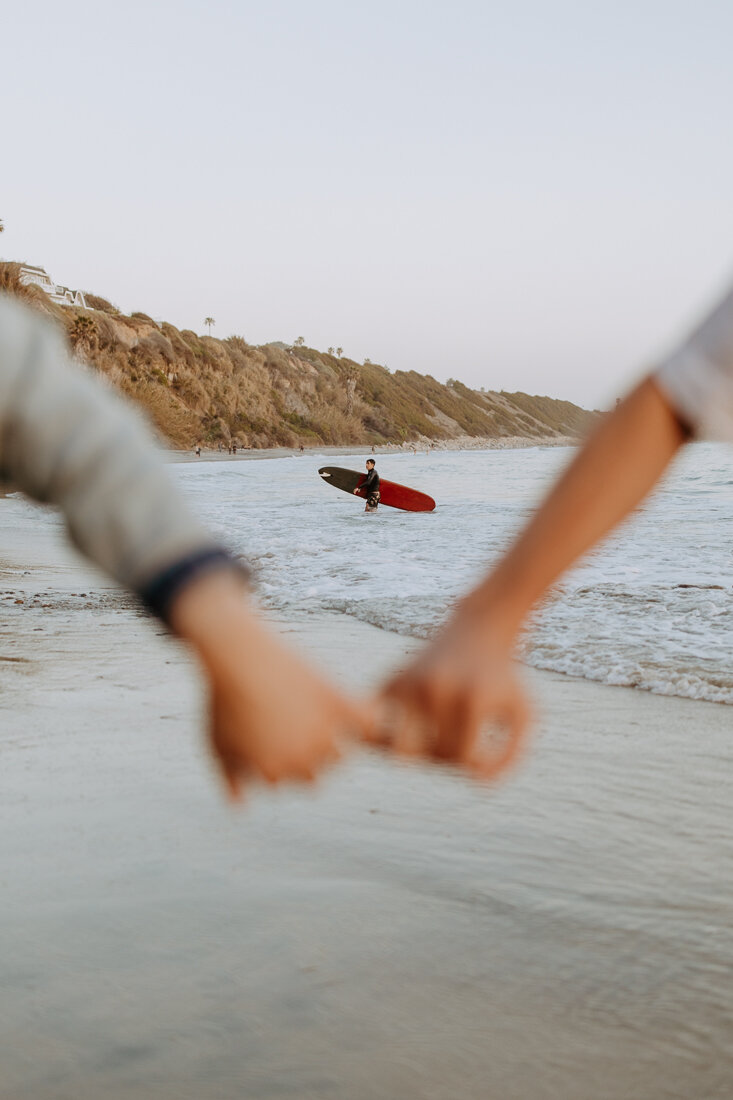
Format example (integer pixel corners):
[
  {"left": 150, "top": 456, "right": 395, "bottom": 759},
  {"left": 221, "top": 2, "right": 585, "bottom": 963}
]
[
  {"left": 355, "top": 458, "right": 380, "bottom": 512},
  {"left": 373, "top": 279, "right": 733, "bottom": 779},
  {"left": 0, "top": 294, "right": 361, "bottom": 799}
]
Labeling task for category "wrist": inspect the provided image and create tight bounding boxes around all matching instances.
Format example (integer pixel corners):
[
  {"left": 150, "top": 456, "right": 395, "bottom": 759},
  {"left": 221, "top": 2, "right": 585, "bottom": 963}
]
[
  {"left": 141, "top": 547, "right": 247, "bottom": 624},
  {"left": 168, "top": 567, "right": 256, "bottom": 667},
  {"left": 454, "top": 577, "right": 529, "bottom": 647}
]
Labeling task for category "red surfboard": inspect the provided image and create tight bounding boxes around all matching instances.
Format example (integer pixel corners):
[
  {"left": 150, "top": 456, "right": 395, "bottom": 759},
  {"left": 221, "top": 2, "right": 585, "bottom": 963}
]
[{"left": 318, "top": 466, "right": 436, "bottom": 512}]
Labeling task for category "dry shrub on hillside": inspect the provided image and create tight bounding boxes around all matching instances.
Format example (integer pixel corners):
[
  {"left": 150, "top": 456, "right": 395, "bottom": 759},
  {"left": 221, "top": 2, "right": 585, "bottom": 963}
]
[
  {"left": 160, "top": 326, "right": 197, "bottom": 369},
  {"left": 223, "top": 339, "right": 250, "bottom": 372},
  {"left": 173, "top": 366, "right": 209, "bottom": 412},
  {"left": 200, "top": 336, "right": 232, "bottom": 372},
  {"left": 0, "top": 262, "right": 36, "bottom": 303},
  {"left": 83, "top": 293, "right": 119, "bottom": 314},
  {"left": 136, "top": 330, "right": 175, "bottom": 363},
  {"left": 225, "top": 335, "right": 249, "bottom": 354},
  {"left": 134, "top": 381, "right": 199, "bottom": 447},
  {"left": 0, "top": 263, "right": 67, "bottom": 326},
  {"left": 500, "top": 391, "right": 597, "bottom": 435},
  {"left": 180, "top": 330, "right": 210, "bottom": 362},
  {"left": 68, "top": 314, "right": 97, "bottom": 355},
  {"left": 84, "top": 311, "right": 109, "bottom": 346},
  {"left": 310, "top": 402, "right": 365, "bottom": 444},
  {"left": 104, "top": 364, "right": 129, "bottom": 391}
]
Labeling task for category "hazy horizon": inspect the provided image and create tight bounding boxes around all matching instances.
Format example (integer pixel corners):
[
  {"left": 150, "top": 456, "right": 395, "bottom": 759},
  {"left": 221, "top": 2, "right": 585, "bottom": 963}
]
[{"left": 4, "top": 0, "right": 732, "bottom": 409}]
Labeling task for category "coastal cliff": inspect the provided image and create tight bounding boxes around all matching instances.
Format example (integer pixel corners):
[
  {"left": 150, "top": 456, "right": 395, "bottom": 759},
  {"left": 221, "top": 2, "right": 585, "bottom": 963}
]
[{"left": 1, "top": 262, "right": 598, "bottom": 449}]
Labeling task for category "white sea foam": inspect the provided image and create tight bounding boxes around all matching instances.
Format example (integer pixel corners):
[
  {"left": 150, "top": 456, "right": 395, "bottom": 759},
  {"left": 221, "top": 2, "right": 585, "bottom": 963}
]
[{"left": 177, "top": 442, "right": 733, "bottom": 706}]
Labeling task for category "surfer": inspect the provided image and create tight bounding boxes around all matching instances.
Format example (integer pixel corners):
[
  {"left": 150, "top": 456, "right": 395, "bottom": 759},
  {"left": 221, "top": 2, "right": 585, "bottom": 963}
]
[
  {"left": 355, "top": 458, "right": 380, "bottom": 512},
  {"left": 0, "top": 293, "right": 362, "bottom": 799},
  {"left": 372, "top": 276, "right": 733, "bottom": 780}
]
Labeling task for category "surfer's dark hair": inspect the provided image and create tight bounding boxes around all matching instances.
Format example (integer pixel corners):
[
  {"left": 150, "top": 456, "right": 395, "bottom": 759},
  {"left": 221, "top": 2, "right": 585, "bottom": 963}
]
[{"left": 366, "top": 458, "right": 375, "bottom": 465}]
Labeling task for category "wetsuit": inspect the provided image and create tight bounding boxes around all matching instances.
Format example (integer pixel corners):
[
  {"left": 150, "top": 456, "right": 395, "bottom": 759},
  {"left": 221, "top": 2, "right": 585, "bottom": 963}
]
[{"left": 362, "top": 467, "right": 380, "bottom": 510}]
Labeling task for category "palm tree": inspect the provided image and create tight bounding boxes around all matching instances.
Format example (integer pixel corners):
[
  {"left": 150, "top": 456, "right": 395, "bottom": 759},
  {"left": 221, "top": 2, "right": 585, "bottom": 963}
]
[
  {"left": 336, "top": 347, "right": 343, "bottom": 357},
  {"left": 294, "top": 336, "right": 305, "bottom": 347},
  {"left": 327, "top": 347, "right": 335, "bottom": 355},
  {"left": 344, "top": 368, "right": 358, "bottom": 415},
  {"left": 204, "top": 316, "right": 215, "bottom": 336}
]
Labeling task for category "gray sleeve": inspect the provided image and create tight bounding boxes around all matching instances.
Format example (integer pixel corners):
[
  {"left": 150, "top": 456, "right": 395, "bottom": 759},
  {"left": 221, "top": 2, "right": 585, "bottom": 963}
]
[
  {"left": 655, "top": 282, "right": 733, "bottom": 440},
  {"left": 0, "top": 294, "right": 229, "bottom": 601}
]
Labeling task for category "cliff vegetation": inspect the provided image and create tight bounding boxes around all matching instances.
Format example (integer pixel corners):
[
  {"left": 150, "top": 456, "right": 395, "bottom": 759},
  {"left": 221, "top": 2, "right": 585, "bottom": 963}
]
[{"left": 0, "top": 262, "right": 599, "bottom": 449}]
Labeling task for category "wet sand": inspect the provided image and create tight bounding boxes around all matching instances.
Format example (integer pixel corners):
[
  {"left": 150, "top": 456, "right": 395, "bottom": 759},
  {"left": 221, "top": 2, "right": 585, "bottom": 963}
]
[{"left": 2, "top": 504, "right": 733, "bottom": 1099}]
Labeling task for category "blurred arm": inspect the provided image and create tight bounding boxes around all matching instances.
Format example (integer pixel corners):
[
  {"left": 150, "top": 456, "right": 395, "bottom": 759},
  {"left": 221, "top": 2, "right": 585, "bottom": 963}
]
[
  {"left": 462, "top": 376, "right": 688, "bottom": 640},
  {"left": 0, "top": 295, "right": 234, "bottom": 616},
  {"left": 466, "top": 276, "right": 733, "bottom": 637}
]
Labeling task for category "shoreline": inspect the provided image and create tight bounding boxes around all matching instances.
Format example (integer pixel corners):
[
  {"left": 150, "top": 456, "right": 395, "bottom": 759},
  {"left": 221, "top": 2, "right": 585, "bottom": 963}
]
[
  {"left": 0, "top": 488, "right": 726, "bottom": 712},
  {"left": 165, "top": 434, "right": 579, "bottom": 463}
]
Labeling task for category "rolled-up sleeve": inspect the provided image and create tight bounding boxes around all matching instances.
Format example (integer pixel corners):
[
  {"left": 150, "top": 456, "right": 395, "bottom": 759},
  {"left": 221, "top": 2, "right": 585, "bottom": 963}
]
[
  {"left": 0, "top": 295, "right": 243, "bottom": 620},
  {"left": 655, "top": 282, "right": 733, "bottom": 441}
]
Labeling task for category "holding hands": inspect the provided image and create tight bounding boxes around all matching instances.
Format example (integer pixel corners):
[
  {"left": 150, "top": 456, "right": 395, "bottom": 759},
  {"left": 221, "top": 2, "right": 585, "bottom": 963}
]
[
  {"left": 370, "top": 601, "right": 532, "bottom": 780},
  {"left": 172, "top": 568, "right": 533, "bottom": 799}
]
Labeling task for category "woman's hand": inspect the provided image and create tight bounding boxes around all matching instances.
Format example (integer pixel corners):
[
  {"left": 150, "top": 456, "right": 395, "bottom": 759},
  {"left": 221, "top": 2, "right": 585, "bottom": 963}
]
[{"left": 170, "top": 571, "right": 363, "bottom": 800}]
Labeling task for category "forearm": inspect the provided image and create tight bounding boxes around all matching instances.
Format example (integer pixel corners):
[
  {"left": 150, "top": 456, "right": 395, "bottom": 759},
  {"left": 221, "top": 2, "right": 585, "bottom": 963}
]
[{"left": 464, "top": 376, "right": 688, "bottom": 638}]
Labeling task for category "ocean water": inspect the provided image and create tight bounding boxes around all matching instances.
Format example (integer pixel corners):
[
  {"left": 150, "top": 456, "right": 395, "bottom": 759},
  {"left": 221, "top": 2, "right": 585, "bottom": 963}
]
[{"left": 179, "top": 441, "right": 733, "bottom": 706}]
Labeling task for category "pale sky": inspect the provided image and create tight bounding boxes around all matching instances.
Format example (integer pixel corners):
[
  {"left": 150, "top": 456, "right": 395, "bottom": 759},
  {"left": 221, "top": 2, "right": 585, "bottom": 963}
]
[{"left": 3, "top": 0, "right": 732, "bottom": 407}]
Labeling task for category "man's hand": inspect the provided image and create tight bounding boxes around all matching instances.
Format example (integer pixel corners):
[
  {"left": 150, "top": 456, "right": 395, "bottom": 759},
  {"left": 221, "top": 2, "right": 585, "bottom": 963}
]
[
  {"left": 371, "top": 601, "right": 532, "bottom": 780},
  {"left": 170, "top": 571, "right": 362, "bottom": 800}
]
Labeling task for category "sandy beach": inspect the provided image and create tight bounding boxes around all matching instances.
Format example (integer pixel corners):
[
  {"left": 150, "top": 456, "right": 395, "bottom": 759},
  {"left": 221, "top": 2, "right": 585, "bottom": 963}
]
[
  {"left": 2, "top": 501, "right": 733, "bottom": 1100},
  {"left": 167, "top": 435, "right": 580, "bottom": 464}
]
